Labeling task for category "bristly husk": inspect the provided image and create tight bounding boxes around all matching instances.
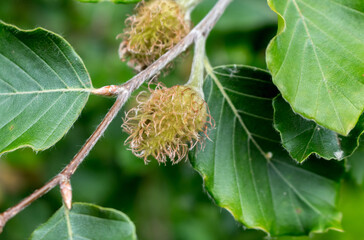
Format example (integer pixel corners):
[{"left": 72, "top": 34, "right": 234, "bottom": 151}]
[
  {"left": 122, "top": 84, "right": 213, "bottom": 164},
  {"left": 118, "top": 0, "right": 191, "bottom": 72}
]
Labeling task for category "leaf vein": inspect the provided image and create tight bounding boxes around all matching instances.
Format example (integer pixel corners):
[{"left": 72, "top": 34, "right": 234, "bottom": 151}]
[
  {"left": 40, "top": 93, "right": 85, "bottom": 146},
  {"left": 1, "top": 93, "right": 64, "bottom": 150},
  {"left": 0, "top": 76, "right": 18, "bottom": 93},
  {"left": 224, "top": 87, "right": 272, "bottom": 101},
  {"left": 0, "top": 52, "right": 44, "bottom": 90},
  {"left": 269, "top": 162, "right": 322, "bottom": 215},
  {"left": 10, "top": 32, "right": 72, "bottom": 89},
  {"left": 0, "top": 94, "right": 39, "bottom": 129},
  {"left": 47, "top": 36, "right": 89, "bottom": 88},
  {"left": 213, "top": 96, "right": 226, "bottom": 189},
  {"left": 237, "top": 109, "right": 273, "bottom": 121},
  {"left": 213, "top": 71, "right": 273, "bottom": 84},
  {"left": 0, "top": 88, "right": 91, "bottom": 96},
  {"left": 232, "top": 116, "right": 244, "bottom": 217}
]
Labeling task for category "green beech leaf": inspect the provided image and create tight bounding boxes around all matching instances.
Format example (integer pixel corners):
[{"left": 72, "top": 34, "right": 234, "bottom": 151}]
[
  {"left": 266, "top": 0, "right": 364, "bottom": 135},
  {"left": 273, "top": 95, "right": 364, "bottom": 163},
  {"left": 191, "top": 65, "right": 344, "bottom": 236},
  {"left": 348, "top": 141, "right": 364, "bottom": 187},
  {"left": 30, "top": 203, "right": 137, "bottom": 240},
  {"left": 0, "top": 21, "right": 92, "bottom": 155},
  {"left": 76, "top": 0, "right": 140, "bottom": 3}
]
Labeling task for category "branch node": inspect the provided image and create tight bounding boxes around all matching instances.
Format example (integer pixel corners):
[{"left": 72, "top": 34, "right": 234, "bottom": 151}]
[
  {"left": 92, "top": 85, "right": 126, "bottom": 96},
  {"left": 0, "top": 0, "right": 232, "bottom": 234},
  {"left": 60, "top": 177, "right": 73, "bottom": 210}
]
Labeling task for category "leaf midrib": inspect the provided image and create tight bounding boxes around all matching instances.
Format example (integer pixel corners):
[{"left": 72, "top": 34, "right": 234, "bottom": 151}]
[
  {"left": 206, "top": 64, "right": 336, "bottom": 230},
  {"left": 0, "top": 88, "right": 92, "bottom": 96},
  {"left": 65, "top": 208, "right": 74, "bottom": 240},
  {"left": 291, "top": 0, "right": 346, "bottom": 133},
  {"left": 206, "top": 63, "right": 271, "bottom": 227},
  {"left": 298, "top": 3, "right": 364, "bottom": 64}
]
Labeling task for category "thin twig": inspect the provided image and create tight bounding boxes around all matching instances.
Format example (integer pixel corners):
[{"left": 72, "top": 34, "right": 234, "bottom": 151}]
[
  {"left": 0, "top": 0, "right": 232, "bottom": 233},
  {"left": 0, "top": 92, "right": 128, "bottom": 232}
]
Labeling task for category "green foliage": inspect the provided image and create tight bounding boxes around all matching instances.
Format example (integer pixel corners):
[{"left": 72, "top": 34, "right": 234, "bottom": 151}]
[
  {"left": 0, "top": 21, "right": 92, "bottom": 155},
  {"left": 266, "top": 0, "right": 364, "bottom": 135},
  {"left": 30, "top": 203, "right": 137, "bottom": 240},
  {"left": 277, "top": 181, "right": 364, "bottom": 240},
  {"left": 347, "top": 141, "right": 364, "bottom": 187},
  {"left": 273, "top": 95, "right": 364, "bottom": 162},
  {"left": 0, "top": 0, "right": 364, "bottom": 239},
  {"left": 191, "top": 65, "right": 344, "bottom": 236}
]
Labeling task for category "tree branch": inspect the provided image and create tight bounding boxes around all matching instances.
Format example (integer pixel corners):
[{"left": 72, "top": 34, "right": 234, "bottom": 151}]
[{"left": 0, "top": 0, "right": 232, "bottom": 233}]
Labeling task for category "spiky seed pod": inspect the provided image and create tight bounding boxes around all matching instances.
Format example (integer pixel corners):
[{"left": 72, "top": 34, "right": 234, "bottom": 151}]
[
  {"left": 122, "top": 85, "right": 212, "bottom": 164},
  {"left": 118, "top": 0, "right": 191, "bottom": 71}
]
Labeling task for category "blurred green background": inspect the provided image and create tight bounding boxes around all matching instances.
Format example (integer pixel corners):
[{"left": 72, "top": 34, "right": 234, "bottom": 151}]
[{"left": 0, "top": 0, "right": 363, "bottom": 239}]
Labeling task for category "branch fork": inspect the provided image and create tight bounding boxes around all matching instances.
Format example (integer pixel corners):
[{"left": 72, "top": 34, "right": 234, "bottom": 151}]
[{"left": 0, "top": 0, "right": 232, "bottom": 233}]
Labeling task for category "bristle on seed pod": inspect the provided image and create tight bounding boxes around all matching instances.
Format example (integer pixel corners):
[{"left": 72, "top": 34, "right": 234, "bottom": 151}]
[
  {"left": 118, "top": 0, "right": 191, "bottom": 71},
  {"left": 122, "top": 84, "right": 213, "bottom": 164}
]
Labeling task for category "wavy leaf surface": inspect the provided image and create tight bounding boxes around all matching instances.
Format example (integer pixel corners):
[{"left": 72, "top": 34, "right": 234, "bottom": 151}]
[
  {"left": 30, "top": 203, "right": 137, "bottom": 240},
  {"left": 191, "top": 65, "right": 344, "bottom": 236},
  {"left": 0, "top": 21, "right": 92, "bottom": 155},
  {"left": 266, "top": 0, "right": 364, "bottom": 135},
  {"left": 273, "top": 95, "right": 364, "bottom": 162},
  {"left": 348, "top": 141, "right": 364, "bottom": 187}
]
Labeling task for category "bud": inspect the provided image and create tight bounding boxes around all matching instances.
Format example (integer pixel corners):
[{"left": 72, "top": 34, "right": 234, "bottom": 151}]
[
  {"left": 60, "top": 179, "right": 72, "bottom": 210},
  {"left": 122, "top": 85, "right": 212, "bottom": 164},
  {"left": 118, "top": 0, "right": 191, "bottom": 71},
  {"left": 0, "top": 215, "right": 5, "bottom": 234}
]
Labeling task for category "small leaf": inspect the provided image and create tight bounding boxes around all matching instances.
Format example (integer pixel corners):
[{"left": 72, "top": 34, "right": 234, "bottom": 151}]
[
  {"left": 266, "top": 0, "right": 364, "bottom": 135},
  {"left": 0, "top": 21, "right": 92, "bottom": 155},
  {"left": 191, "top": 65, "right": 344, "bottom": 236},
  {"left": 76, "top": 0, "right": 141, "bottom": 3},
  {"left": 30, "top": 203, "right": 137, "bottom": 240},
  {"left": 347, "top": 141, "right": 364, "bottom": 187},
  {"left": 273, "top": 95, "right": 364, "bottom": 163}
]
